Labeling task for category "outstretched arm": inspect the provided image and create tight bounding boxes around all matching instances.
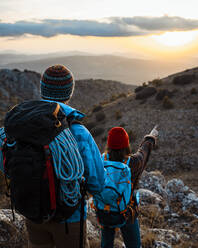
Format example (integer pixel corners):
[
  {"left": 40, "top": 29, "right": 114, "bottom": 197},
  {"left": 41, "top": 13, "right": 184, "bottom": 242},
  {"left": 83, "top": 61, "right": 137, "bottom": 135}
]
[{"left": 129, "top": 126, "right": 159, "bottom": 189}]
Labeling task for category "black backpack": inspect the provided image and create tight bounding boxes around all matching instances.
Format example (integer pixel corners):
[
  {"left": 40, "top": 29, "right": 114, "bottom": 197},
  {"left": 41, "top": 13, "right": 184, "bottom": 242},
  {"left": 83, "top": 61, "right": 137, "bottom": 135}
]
[{"left": 3, "top": 100, "right": 82, "bottom": 223}]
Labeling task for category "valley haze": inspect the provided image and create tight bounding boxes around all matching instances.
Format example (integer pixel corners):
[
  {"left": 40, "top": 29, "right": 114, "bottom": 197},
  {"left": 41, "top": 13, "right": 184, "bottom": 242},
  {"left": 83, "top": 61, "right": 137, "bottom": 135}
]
[{"left": 0, "top": 51, "right": 197, "bottom": 85}]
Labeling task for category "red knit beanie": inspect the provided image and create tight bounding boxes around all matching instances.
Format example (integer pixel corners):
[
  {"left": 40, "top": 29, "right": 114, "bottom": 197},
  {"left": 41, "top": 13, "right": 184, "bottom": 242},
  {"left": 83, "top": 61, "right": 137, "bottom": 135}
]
[{"left": 107, "top": 127, "right": 129, "bottom": 150}]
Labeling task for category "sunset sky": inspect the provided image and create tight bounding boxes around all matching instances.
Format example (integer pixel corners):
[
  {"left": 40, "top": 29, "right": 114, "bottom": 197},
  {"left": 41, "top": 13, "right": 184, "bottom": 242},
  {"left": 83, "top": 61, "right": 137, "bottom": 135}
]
[{"left": 1, "top": 0, "right": 198, "bottom": 60}]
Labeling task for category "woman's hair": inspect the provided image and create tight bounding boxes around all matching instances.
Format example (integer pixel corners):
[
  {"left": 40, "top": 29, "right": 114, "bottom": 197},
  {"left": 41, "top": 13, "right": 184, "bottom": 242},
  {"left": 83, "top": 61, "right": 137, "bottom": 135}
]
[{"left": 105, "top": 145, "right": 131, "bottom": 162}]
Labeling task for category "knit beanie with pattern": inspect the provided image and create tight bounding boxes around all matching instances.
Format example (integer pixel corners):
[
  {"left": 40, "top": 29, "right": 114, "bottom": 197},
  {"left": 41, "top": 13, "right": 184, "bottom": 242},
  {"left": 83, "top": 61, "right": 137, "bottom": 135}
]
[
  {"left": 40, "top": 64, "right": 75, "bottom": 101},
  {"left": 107, "top": 127, "right": 129, "bottom": 150}
]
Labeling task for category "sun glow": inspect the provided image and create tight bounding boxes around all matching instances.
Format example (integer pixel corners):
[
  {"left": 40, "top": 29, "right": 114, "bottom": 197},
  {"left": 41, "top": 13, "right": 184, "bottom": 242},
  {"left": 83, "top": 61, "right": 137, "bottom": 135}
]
[{"left": 152, "top": 31, "right": 198, "bottom": 47}]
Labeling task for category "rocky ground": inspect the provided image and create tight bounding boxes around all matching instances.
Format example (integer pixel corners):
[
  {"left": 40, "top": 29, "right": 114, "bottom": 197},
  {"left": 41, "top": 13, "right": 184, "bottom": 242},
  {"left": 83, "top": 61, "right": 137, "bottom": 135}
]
[
  {"left": 0, "top": 67, "right": 197, "bottom": 247},
  {"left": 0, "top": 171, "right": 197, "bottom": 248},
  {"left": 87, "top": 171, "right": 198, "bottom": 248}
]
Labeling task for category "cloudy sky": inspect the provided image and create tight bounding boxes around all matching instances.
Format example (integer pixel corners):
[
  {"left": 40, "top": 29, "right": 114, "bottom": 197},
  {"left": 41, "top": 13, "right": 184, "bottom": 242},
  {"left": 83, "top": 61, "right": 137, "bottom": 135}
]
[{"left": 1, "top": 0, "right": 198, "bottom": 60}]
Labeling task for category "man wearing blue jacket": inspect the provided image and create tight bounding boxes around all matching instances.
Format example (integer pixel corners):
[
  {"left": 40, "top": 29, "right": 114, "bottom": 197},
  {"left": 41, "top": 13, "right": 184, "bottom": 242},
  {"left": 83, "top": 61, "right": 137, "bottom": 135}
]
[{"left": 24, "top": 64, "right": 104, "bottom": 248}]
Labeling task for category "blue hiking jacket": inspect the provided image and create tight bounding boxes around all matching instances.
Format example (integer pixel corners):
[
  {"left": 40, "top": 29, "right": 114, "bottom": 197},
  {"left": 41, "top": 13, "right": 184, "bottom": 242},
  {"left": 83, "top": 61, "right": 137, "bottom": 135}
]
[{"left": 45, "top": 101, "right": 105, "bottom": 222}]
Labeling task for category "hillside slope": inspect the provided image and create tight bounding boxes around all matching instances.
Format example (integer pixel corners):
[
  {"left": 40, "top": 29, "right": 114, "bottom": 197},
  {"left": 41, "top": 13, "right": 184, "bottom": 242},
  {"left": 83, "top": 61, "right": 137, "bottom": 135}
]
[
  {"left": 0, "top": 68, "right": 135, "bottom": 124},
  {"left": 85, "top": 67, "right": 198, "bottom": 193}
]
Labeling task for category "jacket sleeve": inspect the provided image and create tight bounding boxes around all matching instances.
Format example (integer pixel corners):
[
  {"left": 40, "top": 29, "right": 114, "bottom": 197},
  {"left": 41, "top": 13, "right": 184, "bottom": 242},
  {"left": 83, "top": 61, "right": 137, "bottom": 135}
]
[
  {"left": 129, "top": 137, "right": 155, "bottom": 189},
  {"left": 69, "top": 123, "right": 104, "bottom": 194}
]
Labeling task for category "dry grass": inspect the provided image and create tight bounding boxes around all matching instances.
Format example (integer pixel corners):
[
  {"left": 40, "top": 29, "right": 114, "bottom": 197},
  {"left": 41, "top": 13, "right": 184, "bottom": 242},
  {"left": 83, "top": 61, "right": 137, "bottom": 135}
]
[
  {"left": 162, "top": 96, "right": 174, "bottom": 109},
  {"left": 139, "top": 205, "right": 165, "bottom": 229},
  {"left": 141, "top": 230, "right": 156, "bottom": 248}
]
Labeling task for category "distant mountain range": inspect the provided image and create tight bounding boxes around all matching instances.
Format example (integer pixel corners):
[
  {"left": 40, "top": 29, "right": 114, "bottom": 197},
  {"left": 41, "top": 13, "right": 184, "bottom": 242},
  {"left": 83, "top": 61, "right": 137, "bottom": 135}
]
[{"left": 0, "top": 52, "right": 197, "bottom": 85}]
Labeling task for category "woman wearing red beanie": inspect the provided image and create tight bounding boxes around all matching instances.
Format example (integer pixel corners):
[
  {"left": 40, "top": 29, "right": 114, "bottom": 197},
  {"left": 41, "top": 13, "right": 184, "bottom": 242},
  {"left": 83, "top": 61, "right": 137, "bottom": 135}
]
[{"left": 93, "top": 126, "right": 158, "bottom": 248}]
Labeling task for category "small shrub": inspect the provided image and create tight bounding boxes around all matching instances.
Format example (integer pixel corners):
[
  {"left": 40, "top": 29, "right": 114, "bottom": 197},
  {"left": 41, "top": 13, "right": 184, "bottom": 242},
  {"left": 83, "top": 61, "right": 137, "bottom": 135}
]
[
  {"left": 119, "top": 122, "right": 126, "bottom": 127},
  {"left": 135, "top": 87, "right": 157, "bottom": 100},
  {"left": 140, "top": 99, "right": 147, "bottom": 104},
  {"left": 139, "top": 205, "right": 164, "bottom": 228},
  {"left": 148, "top": 78, "right": 162, "bottom": 87},
  {"left": 100, "top": 100, "right": 110, "bottom": 105},
  {"left": 110, "top": 94, "right": 117, "bottom": 102},
  {"left": 155, "top": 89, "right": 172, "bottom": 101},
  {"left": 134, "top": 86, "right": 145, "bottom": 93},
  {"left": 115, "top": 110, "right": 122, "bottom": 120},
  {"left": 118, "top": 92, "right": 127, "bottom": 98},
  {"left": 191, "top": 88, "right": 197, "bottom": 94},
  {"left": 92, "top": 105, "right": 103, "bottom": 113},
  {"left": 127, "top": 129, "right": 136, "bottom": 142},
  {"left": 174, "top": 242, "right": 198, "bottom": 248},
  {"left": 173, "top": 74, "right": 195, "bottom": 85},
  {"left": 10, "top": 96, "right": 20, "bottom": 105},
  {"left": 91, "top": 127, "right": 105, "bottom": 137},
  {"left": 110, "top": 93, "right": 127, "bottom": 102},
  {"left": 85, "top": 122, "right": 96, "bottom": 131},
  {"left": 141, "top": 231, "right": 156, "bottom": 248},
  {"left": 95, "top": 111, "right": 106, "bottom": 122},
  {"left": 162, "top": 96, "right": 174, "bottom": 109},
  {"left": 13, "top": 69, "right": 20, "bottom": 72}
]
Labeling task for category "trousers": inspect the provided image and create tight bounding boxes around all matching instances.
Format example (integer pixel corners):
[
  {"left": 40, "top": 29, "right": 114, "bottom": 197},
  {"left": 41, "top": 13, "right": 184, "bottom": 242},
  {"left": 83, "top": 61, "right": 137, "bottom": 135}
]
[
  {"left": 26, "top": 219, "right": 90, "bottom": 248},
  {"left": 101, "top": 218, "right": 141, "bottom": 248}
]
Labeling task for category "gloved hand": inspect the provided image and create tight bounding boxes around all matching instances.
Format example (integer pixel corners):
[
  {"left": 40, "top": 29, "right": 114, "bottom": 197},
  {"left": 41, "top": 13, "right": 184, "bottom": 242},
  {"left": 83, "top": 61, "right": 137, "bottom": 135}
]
[
  {"left": 144, "top": 125, "right": 159, "bottom": 145},
  {"left": 149, "top": 125, "right": 159, "bottom": 138}
]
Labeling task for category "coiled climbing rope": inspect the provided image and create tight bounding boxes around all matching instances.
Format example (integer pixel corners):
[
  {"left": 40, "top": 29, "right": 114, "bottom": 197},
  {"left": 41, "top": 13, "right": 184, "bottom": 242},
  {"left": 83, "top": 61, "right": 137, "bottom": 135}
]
[{"left": 49, "top": 128, "right": 84, "bottom": 207}]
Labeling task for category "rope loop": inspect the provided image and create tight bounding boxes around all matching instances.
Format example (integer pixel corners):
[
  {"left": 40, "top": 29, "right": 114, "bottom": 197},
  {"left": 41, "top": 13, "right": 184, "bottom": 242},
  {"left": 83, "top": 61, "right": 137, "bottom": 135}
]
[{"left": 49, "top": 129, "right": 84, "bottom": 207}]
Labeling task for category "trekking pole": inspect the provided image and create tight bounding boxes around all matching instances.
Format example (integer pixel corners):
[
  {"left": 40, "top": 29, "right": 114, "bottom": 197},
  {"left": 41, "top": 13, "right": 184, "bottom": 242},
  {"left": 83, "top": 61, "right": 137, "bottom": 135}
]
[{"left": 79, "top": 179, "right": 86, "bottom": 248}]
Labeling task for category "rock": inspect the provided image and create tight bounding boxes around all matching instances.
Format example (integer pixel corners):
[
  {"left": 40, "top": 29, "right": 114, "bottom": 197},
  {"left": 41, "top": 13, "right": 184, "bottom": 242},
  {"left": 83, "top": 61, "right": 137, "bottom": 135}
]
[
  {"left": 138, "top": 188, "right": 164, "bottom": 207},
  {"left": 87, "top": 219, "right": 100, "bottom": 239},
  {"left": 182, "top": 192, "right": 198, "bottom": 213},
  {"left": 0, "top": 209, "right": 27, "bottom": 248},
  {"left": 139, "top": 171, "right": 167, "bottom": 198},
  {"left": 154, "top": 241, "right": 172, "bottom": 248},
  {"left": 165, "top": 179, "right": 198, "bottom": 214},
  {"left": 151, "top": 228, "right": 181, "bottom": 245},
  {"left": 166, "top": 179, "right": 189, "bottom": 202}
]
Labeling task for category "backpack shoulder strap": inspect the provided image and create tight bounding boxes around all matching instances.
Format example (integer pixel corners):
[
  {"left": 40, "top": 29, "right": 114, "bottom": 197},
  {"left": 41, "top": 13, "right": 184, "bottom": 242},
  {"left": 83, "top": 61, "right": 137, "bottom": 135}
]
[
  {"left": 123, "top": 156, "right": 131, "bottom": 167},
  {"left": 102, "top": 153, "right": 110, "bottom": 161}
]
